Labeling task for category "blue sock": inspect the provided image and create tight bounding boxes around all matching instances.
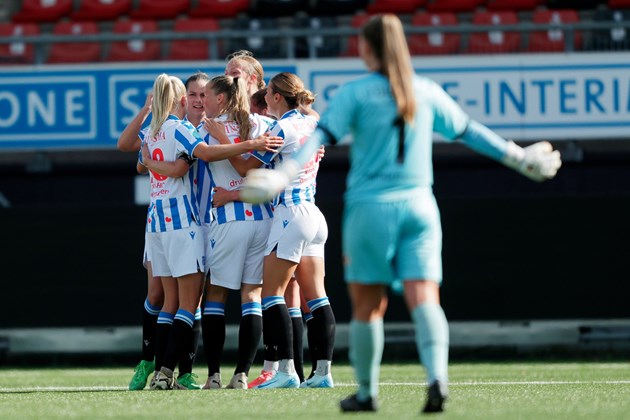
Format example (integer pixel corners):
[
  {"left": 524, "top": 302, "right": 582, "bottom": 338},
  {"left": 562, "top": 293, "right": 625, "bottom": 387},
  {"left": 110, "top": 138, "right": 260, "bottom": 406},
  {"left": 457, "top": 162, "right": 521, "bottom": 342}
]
[
  {"left": 411, "top": 303, "right": 449, "bottom": 384},
  {"left": 349, "top": 319, "right": 383, "bottom": 401}
]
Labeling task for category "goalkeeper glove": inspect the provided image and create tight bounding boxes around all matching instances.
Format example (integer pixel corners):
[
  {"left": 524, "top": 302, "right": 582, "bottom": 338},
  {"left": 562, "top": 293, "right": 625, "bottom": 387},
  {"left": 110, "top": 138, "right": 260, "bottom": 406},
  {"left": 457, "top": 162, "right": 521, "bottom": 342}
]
[{"left": 502, "top": 141, "right": 562, "bottom": 182}]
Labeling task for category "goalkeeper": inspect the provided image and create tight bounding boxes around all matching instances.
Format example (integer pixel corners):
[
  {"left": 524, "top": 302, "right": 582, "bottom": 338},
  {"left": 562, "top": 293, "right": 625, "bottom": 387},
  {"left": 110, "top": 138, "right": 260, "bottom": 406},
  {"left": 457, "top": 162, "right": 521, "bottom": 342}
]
[{"left": 240, "top": 14, "right": 561, "bottom": 414}]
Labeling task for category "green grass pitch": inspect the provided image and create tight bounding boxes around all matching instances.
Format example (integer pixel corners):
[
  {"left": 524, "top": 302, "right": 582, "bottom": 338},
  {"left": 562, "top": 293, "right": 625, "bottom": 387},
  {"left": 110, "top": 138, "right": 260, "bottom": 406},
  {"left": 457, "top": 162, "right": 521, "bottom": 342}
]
[{"left": 1, "top": 362, "right": 629, "bottom": 419}]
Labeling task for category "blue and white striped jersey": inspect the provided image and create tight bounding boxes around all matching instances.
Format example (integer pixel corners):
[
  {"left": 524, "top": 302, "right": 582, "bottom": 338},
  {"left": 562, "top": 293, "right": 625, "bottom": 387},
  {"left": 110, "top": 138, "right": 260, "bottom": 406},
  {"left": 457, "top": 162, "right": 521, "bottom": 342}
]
[
  {"left": 143, "top": 115, "right": 203, "bottom": 232},
  {"left": 198, "top": 113, "right": 274, "bottom": 224},
  {"left": 251, "top": 109, "right": 319, "bottom": 207}
]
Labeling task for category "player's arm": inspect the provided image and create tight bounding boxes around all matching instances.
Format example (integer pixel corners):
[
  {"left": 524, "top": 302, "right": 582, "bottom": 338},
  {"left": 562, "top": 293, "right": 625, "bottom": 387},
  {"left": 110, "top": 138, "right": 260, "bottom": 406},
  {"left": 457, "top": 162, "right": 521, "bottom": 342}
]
[
  {"left": 118, "top": 94, "right": 152, "bottom": 152},
  {"left": 141, "top": 144, "right": 191, "bottom": 178},
  {"left": 203, "top": 118, "right": 264, "bottom": 176},
  {"left": 212, "top": 186, "right": 240, "bottom": 207}
]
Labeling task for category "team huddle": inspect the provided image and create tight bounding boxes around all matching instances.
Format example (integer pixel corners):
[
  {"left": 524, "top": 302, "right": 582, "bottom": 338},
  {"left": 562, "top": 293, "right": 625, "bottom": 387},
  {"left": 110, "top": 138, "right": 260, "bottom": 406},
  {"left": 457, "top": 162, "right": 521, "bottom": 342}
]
[
  {"left": 118, "top": 14, "right": 561, "bottom": 414},
  {"left": 118, "top": 51, "right": 336, "bottom": 392}
]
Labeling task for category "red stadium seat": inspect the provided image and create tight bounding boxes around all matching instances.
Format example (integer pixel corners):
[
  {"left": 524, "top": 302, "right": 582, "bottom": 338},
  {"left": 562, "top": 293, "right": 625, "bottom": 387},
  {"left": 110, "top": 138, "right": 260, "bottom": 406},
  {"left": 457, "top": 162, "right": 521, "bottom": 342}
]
[
  {"left": 426, "top": 0, "right": 484, "bottom": 13},
  {"left": 0, "top": 23, "right": 40, "bottom": 64},
  {"left": 47, "top": 21, "right": 101, "bottom": 64},
  {"left": 165, "top": 18, "right": 222, "bottom": 61},
  {"left": 189, "top": 0, "right": 250, "bottom": 18},
  {"left": 528, "top": 10, "right": 582, "bottom": 52},
  {"left": 486, "top": 0, "right": 541, "bottom": 10},
  {"left": 467, "top": 11, "right": 520, "bottom": 54},
  {"left": 12, "top": 0, "right": 73, "bottom": 23},
  {"left": 608, "top": 0, "right": 630, "bottom": 8},
  {"left": 339, "top": 13, "right": 371, "bottom": 57},
  {"left": 106, "top": 20, "right": 160, "bottom": 62},
  {"left": 72, "top": 0, "right": 132, "bottom": 21},
  {"left": 130, "top": 0, "right": 190, "bottom": 19},
  {"left": 367, "top": 0, "right": 428, "bottom": 14},
  {"left": 408, "top": 12, "right": 460, "bottom": 55}
]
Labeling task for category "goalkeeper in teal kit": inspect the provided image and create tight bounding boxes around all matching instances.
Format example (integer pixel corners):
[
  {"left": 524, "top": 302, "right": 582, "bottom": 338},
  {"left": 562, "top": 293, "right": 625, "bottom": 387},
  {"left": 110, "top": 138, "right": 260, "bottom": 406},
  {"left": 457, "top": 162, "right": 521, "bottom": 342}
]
[{"left": 240, "top": 14, "right": 561, "bottom": 414}]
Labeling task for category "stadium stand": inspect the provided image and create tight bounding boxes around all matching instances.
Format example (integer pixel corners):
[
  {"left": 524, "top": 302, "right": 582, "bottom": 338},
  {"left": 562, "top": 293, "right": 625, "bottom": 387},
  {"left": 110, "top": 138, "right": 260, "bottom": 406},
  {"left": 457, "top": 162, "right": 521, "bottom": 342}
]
[
  {"left": 486, "top": 0, "right": 542, "bottom": 11},
  {"left": 46, "top": 21, "right": 101, "bottom": 64},
  {"left": 311, "top": 0, "right": 369, "bottom": 16},
  {"left": 250, "top": 0, "right": 310, "bottom": 17},
  {"left": 426, "top": 0, "right": 484, "bottom": 13},
  {"left": 12, "top": 0, "right": 74, "bottom": 23},
  {"left": 408, "top": 12, "right": 460, "bottom": 55},
  {"left": 188, "top": 0, "right": 250, "bottom": 18},
  {"left": 467, "top": 10, "right": 521, "bottom": 54},
  {"left": 366, "top": 0, "right": 428, "bottom": 14},
  {"left": 608, "top": 0, "right": 630, "bottom": 7},
  {"left": 293, "top": 14, "right": 341, "bottom": 57},
  {"left": 164, "top": 17, "right": 222, "bottom": 61},
  {"left": 106, "top": 19, "right": 161, "bottom": 62},
  {"left": 228, "top": 15, "right": 285, "bottom": 58},
  {"left": 0, "top": 22, "right": 39, "bottom": 64},
  {"left": 130, "top": 0, "right": 190, "bottom": 19},
  {"left": 528, "top": 9, "right": 582, "bottom": 52},
  {"left": 339, "top": 12, "right": 371, "bottom": 57},
  {"left": 71, "top": 0, "right": 132, "bottom": 21},
  {"left": 592, "top": 8, "right": 630, "bottom": 50}
]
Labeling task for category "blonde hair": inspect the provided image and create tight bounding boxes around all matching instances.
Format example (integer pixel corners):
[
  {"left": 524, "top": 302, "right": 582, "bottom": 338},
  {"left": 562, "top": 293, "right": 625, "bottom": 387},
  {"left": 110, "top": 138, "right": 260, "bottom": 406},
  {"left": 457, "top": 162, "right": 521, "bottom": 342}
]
[
  {"left": 208, "top": 75, "right": 252, "bottom": 142},
  {"left": 269, "top": 72, "right": 316, "bottom": 110},
  {"left": 226, "top": 50, "right": 266, "bottom": 90},
  {"left": 362, "top": 14, "right": 416, "bottom": 124},
  {"left": 150, "top": 74, "right": 186, "bottom": 137}
]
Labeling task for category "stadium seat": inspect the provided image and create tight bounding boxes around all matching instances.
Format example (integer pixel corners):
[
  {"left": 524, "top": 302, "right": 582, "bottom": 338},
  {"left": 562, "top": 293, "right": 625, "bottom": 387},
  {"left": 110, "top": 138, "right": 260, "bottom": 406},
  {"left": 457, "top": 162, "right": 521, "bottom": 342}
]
[
  {"left": 130, "top": 0, "right": 190, "bottom": 19},
  {"left": 71, "top": 0, "right": 132, "bottom": 21},
  {"left": 528, "top": 9, "right": 582, "bottom": 52},
  {"left": 467, "top": 11, "right": 520, "bottom": 54},
  {"left": 47, "top": 21, "right": 101, "bottom": 64},
  {"left": 591, "top": 9, "right": 630, "bottom": 50},
  {"left": 547, "top": 0, "right": 601, "bottom": 9},
  {"left": 12, "top": 0, "right": 73, "bottom": 23},
  {"left": 608, "top": 0, "right": 630, "bottom": 8},
  {"left": 250, "top": 0, "right": 310, "bottom": 17},
  {"left": 165, "top": 18, "right": 222, "bottom": 61},
  {"left": 0, "top": 23, "right": 40, "bottom": 64},
  {"left": 106, "top": 20, "right": 160, "bottom": 62},
  {"left": 426, "top": 0, "right": 484, "bottom": 13},
  {"left": 293, "top": 15, "right": 341, "bottom": 58},
  {"left": 339, "top": 12, "right": 371, "bottom": 57},
  {"left": 228, "top": 16, "right": 286, "bottom": 59},
  {"left": 188, "top": 0, "right": 250, "bottom": 18},
  {"left": 366, "top": 0, "right": 428, "bottom": 14},
  {"left": 408, "top": 12, "right": 460, "bottom": 55},
  {"left": 486, "top": 0, "right": 541, "bottom": 11},
  {"left": 310, "top": 0, "right": 369, "bottom": 16}
]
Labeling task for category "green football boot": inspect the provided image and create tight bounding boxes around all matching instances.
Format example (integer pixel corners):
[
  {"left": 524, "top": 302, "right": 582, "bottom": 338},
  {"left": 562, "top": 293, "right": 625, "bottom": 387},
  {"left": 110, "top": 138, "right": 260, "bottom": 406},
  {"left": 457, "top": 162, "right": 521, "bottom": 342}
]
[
  {"left": 175, "top": 372, "right": 202, "bottom": 390},
  {"left": 128, "top": 359, "right": 155, "bottom": 391}
]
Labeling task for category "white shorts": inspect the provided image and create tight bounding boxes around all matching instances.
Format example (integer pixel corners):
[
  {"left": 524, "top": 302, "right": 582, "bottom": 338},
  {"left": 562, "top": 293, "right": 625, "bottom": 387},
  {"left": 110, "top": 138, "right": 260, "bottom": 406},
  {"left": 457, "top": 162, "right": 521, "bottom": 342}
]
[
  {"left": 147, "top": 225, "right": 204, "bottom": 278},
  {"left": 200, "top": 222, "right": 213, "bottom": 275},
  {"left": 265, "top": 202, "right": 327, "bottom": 263},
  {"left": 208, "top": 219, "right": 272, "bottom": 290}
]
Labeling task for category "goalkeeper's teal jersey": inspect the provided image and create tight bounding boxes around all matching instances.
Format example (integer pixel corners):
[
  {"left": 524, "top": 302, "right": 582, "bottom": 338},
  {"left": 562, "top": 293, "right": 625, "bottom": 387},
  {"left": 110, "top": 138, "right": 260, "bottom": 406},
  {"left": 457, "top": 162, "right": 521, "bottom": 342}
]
[{"left": 319, "top": 73, "right": 469, "bottom": 204}]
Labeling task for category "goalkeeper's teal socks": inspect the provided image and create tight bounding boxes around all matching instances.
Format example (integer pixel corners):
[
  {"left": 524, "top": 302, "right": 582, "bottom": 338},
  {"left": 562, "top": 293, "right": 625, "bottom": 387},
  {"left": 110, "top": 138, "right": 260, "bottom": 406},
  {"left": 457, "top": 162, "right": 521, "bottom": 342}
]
[
  {"left": 349, "top": 319, "right": 384, "bottom": 401},
  {"left": 412, "top": 303, "right": 449, "bottom": 384}
]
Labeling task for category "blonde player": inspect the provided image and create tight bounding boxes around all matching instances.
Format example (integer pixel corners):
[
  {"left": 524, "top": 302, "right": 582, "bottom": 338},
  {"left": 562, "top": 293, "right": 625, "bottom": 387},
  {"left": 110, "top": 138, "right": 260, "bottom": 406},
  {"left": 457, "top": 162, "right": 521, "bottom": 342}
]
[{"left": 239, "top": 15, "right": 561, "bottom": 413}]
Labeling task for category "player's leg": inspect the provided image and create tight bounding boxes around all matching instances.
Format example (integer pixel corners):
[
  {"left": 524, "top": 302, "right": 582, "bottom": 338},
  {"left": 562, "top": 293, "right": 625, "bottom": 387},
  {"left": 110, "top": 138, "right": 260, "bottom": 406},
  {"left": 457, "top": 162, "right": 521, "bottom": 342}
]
[
  {"left": 296, "top": 256, "right": 336, "bottom": 389},
  {"left": 254, "top": 252, "right": 299, "bottom": 389},
  {"left": 151, "top": 276, "right": 178, "bottom": 390},
  {"left": 176, "top": 282, "right": 204, "bottom": 389},
  {"left": 284, "top": 278, "right": 305, "bottom": 383},
  {"left": 129, "top": 263, "right": 163, "bottom": 390},
  {"left": 228, "top": 283, "right": 262, "bottom": 389},
  {"left": 201, "top": 284, "right": 228, "bottom": 389},
  {"left": 339, "top": 283, "right": 387, "bottom": 412}
]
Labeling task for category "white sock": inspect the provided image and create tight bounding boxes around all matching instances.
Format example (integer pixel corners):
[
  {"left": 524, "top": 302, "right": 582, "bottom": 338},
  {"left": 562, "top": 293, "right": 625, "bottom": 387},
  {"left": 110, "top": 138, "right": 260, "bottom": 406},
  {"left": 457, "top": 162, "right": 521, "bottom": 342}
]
[
  {"left": 263, "top": 360, "right": 279, "bottom": 372},
  {"left": 278, "top": 359, "right": 295, "bottom": 374},
  {"left": 315, "top": 360, "right": 331, "bottom": 376}
]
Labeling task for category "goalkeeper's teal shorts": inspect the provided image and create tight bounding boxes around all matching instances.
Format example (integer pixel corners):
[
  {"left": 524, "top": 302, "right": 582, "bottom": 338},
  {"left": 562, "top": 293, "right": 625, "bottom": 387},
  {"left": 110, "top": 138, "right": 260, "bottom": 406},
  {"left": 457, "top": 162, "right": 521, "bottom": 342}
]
[{"left": 342, "top": 189, "right": 443, "bottom": 286}]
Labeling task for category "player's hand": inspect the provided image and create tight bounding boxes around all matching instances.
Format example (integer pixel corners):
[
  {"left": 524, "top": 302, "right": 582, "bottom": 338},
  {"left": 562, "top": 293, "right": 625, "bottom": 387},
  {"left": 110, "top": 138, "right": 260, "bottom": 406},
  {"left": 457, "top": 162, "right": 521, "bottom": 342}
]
[
  {"left": 248, "top": 133, "right": 284, "bottom": 152},
  {"left": 203, "top": 118, "right": 227, "bottom": 141},
  {"left": 502, "top": 141, "right": 561, "bottom": 182},
  {"left": 240, "top": 160, "right": 300, "bottom": 204},
  {"left": 317, "top": 145, "right": 325, "bottom": 162},
  {"left": 141, "top": 142, "right": 151, "bottom": 164},
  {"left": 211, "top": 187, "right": 238, "bottom": 207}
]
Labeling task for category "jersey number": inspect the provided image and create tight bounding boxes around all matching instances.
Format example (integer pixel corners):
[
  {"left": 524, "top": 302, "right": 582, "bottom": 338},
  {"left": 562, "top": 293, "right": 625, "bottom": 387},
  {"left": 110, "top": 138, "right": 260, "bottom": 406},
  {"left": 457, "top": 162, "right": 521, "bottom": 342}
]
[{"left": 150, "top": 148, "right": 167, "bottom": 181}]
